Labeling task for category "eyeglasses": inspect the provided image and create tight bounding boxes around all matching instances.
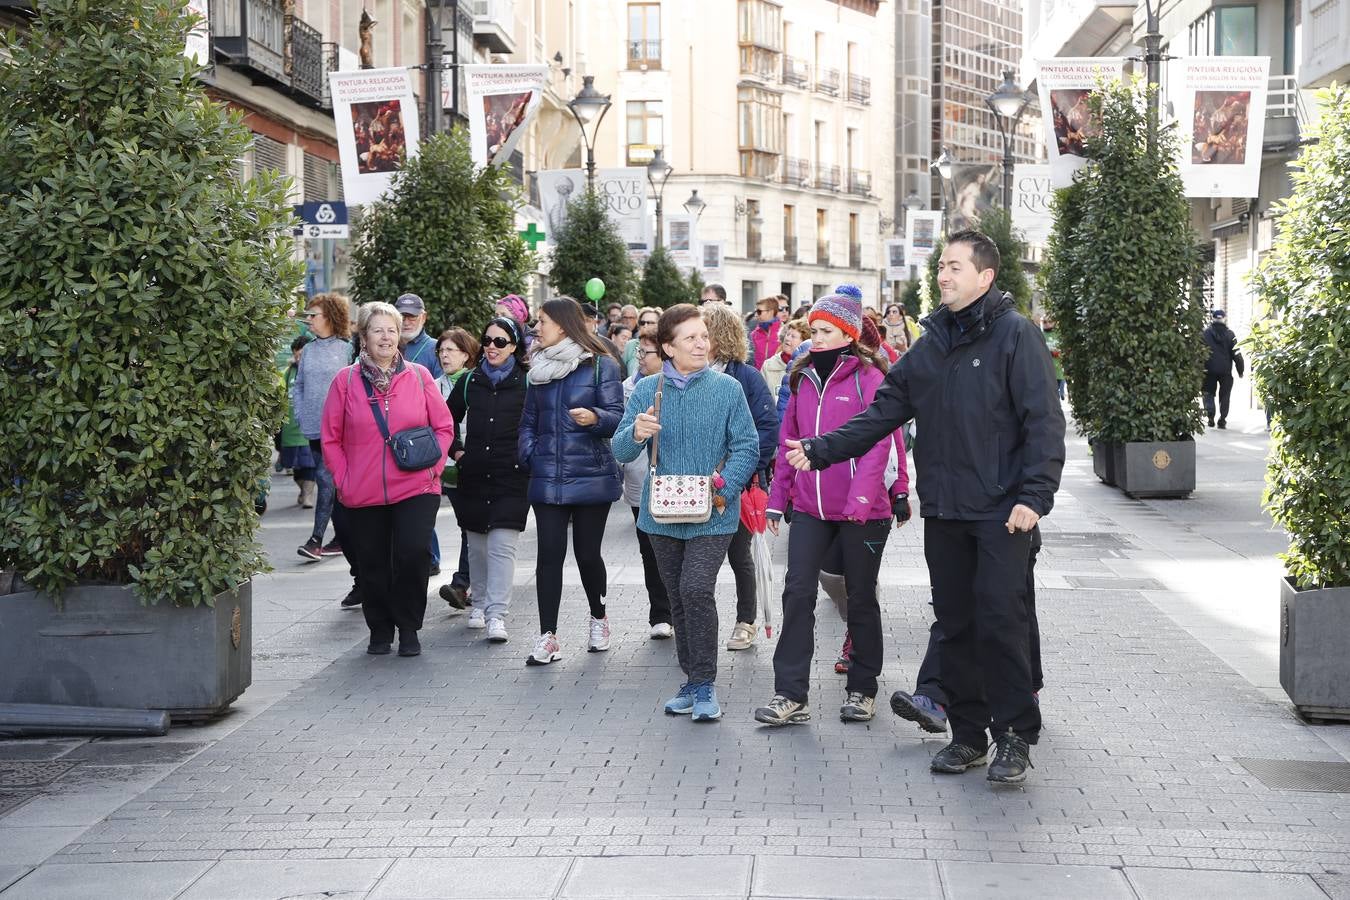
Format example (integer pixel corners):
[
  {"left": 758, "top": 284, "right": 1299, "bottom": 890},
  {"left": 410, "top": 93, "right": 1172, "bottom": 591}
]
[
  {"left": 636, "top": 349, "right": 657, "bottom": 358},
  {"left": 303, "top": 311, "right": 320, "bottom": 319},
  {"left": 484, "top": 336, "right": 515, "bottom": 349}
]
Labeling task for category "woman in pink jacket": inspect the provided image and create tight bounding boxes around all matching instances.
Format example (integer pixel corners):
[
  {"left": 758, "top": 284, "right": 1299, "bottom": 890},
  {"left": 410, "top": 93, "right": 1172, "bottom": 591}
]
[
  {"left": 322, "top": 302, "right": 455, "bottom": 658},
  {"left": 754, "top": 293, "right": 911, "bottom": 727}
]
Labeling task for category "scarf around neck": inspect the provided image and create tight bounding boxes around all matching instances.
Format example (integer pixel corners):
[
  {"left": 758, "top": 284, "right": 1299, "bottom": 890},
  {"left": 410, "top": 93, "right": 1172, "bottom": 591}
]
[
  {"left": 662, "top": 359, "right": 709, "bottom": 390},
  {"left": 528, "top": 337, "right": 590, "bottom": 385},
  {"left": 360, "top": 350, "right": 405, "bottom": 393},
  {"left": 483, "top": 354, "right": 516, "bottom": 385}
]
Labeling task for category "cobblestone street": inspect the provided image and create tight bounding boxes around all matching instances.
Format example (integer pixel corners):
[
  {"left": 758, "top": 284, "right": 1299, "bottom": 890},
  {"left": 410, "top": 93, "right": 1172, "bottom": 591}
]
[{"left": 4, "top": 408, "right": 1350, "bottom": 899}]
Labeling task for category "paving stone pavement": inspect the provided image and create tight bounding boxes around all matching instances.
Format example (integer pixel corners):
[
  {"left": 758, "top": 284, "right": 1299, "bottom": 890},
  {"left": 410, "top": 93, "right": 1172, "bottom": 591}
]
[{"left": 3, "top": 407, "right": 1350, "bottom": 898}]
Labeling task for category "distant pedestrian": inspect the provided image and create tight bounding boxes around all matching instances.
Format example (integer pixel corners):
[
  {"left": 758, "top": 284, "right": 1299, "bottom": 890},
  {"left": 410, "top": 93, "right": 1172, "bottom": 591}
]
[
  {"left": 519, "top": 297, "right": 626, "bottom": 666},
  {"left": 756, "top": 293, "right": 909, "bottom": 727},
  {"left": 619, "top": 304, "right": 639, "bottom": 333},
  {"left": 749, "top": 295, "right": 782, "bottom": 369},
  {"left": 321, "top": 302, "right": 454, "bottom": 657},
  {"left": 623, "top": 306, "right": 662, "bottom": 376},
  {"left": 1039, "top": 315, "right": 1066, "bottom": 401},
  {"left": 701, "top": 303, "right": 779, "bottom": 652},
  {"left": 1202, "top": 308, "right": 1244, "bottom": 429},
  {"left": 612, "top": 304, "right": 760, "bottom": 722},
  {"left": 699, "top": 283, "right": 729, "bottom": 306},
  {"left": 494, "top": 293, "right": 535, "bottom": 353},
  {"left": 785, "top": 230, "right": 1065, "bottom": 785},
  {"left": 761, "top": 319, "right": 810, "bottom": 399},
  {"left": 448, "top": 317, "right": 531, "bottom": 645},
  {"left": 281, "top": 335, "right": 317, "bottom": 509},
  {"left": 292, "top": 293, "right": 353, "bottom": 567},
  {"left": 434, "top": 328, "right": 478, "bottom": 610},
  {"left": 620, "top": 323, "right": 673, "bottom": 639}
]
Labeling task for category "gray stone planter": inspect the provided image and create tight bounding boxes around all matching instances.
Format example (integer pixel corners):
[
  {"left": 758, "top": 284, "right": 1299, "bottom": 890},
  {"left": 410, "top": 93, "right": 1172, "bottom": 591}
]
[
  {"left": 0, "top": 581, "right": 251, "bottom": 721},
  {"left": 1280, "top": 576, "right": 1350, "bottom": 722},
  {"left": 1108, "top": 439, "right": 1195, "bottom": 499},
  {"left": 1091, "top": 441, "right": 1116, "bottom": 486}
]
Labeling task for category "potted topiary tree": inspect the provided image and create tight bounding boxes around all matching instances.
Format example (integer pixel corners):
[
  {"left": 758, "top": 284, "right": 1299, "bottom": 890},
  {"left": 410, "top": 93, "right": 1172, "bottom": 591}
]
[
  {"left": 547, "top": 188, "right": 636, "bottom": 304},
  {"left": 1249, "top": 86, "right": 1350, "bottom": 722},
  {"left": 1041, "top": 79, "right": 1206, "bottom": 497},
  {"left": 639, "top": 246, "right": 692, "bottom": 309},
  {"left": 0, "top": 0, "right": 301, "bottom": 718}
]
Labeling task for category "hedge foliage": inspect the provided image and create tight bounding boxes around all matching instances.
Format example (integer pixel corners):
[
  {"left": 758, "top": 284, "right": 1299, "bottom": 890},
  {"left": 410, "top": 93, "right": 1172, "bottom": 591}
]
[
  {"left": 924, "top": 208, "right": 1032, "bottom": 315},
  {"left": 0, "top": 0, "right": 302, "bottom": 605},
  {"left": 349, "top": 128, "right": 531, "bottom": 336},
  {"left": 1250, "top": 86, "right": 1350, "bottom": 589}
]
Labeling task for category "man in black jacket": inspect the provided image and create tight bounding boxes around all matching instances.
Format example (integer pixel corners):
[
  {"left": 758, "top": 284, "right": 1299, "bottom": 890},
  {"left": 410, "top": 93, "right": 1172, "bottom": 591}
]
[
  {"left": 1201, "top": 309, "right": 1244, "bottom": 429},
  {"left": 786, "top": 230, "right": 1065, "bottom": 784}
]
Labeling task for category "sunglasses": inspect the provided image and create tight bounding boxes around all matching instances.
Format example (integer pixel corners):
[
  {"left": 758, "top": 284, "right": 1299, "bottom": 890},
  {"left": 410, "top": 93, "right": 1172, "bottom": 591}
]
[
  {"left": 483, "top": 336, "right": 515, "bottom": 349},
  {"left": 639, "top": 318, "right": 658, "bottom": 326}
]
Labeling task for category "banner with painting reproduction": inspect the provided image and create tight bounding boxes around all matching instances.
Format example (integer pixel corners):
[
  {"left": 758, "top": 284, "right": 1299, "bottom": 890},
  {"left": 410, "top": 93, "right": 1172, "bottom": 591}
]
[
  {"left": 1035, "top": 57, "right": 1126, "bottom": 189},
  {"left": 1171, "top": 56, "right": 1270, "bottom": 198},
  {"left": 464, "top": 64, "right": 548, "bottom": 168},
  {"left": 329, "top": 68, "right": 421, "bottom": 205}
]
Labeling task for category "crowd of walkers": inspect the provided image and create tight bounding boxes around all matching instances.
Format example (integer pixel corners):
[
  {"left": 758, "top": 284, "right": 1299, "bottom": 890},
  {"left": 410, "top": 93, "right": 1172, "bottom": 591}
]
[{"left": 282, "top": 228, "right": 1066, "bottom": 786}]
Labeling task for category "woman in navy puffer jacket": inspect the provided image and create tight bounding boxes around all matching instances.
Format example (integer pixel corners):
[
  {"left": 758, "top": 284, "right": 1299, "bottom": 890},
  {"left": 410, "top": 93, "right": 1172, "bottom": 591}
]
[{"left": 518, "top": 297, "right": 626, "bottom": 667}]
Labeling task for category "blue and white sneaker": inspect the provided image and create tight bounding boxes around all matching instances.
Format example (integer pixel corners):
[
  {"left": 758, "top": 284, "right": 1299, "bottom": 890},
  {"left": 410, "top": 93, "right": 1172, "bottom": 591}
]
[
  {"left": 691, "top": 682, "right": 722, "bottom": 722},
  {"left": 664, "top": 682, "right": 697, "bottom": 715},
  {"left": 890, "top": 690, "right": 948, "bottom": 733}
]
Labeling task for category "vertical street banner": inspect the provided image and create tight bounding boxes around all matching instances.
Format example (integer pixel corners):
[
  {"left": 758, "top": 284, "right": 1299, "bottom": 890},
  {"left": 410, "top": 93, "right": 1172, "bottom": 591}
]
[
  {"left": 700, "top": 241, "right": 725, "bottom": 282},
  {"left": 884, "top": 239, "right": 908, "bottom": 282},
  {"left": 329, "top": 68, "right": 421, "bottom": 205},
  {"left": 1011, "top": 164, "right": 1054, "bottom": 244},
  {"left": 184, "top": 0, "right": 209, "bottom": 65},
  {"left": 464, "top": 64, "right": 548, "bottom": 168},
  {"left": 1172, "top": 57, "right": 1270, "bottom": 198},
  {"left": 1035, "top": 58, "right": 1126, "bottom": 188},
  {"left": 538, "top": 169, "right": 651, "bottom": 251},
  {"left": 904, "top": 211, "right": 944, "bottom": 268},
  {"left": 948, "top": 164, "right": 1000, "bottom": 232},
  {"left": 664, "top": 214, "right": 697, "bottom": 270}
]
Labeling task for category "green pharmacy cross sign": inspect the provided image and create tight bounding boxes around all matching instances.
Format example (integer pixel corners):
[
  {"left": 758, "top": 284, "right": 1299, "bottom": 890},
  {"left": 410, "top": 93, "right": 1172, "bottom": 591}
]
[{"left": 519, "top": 223, "right": 547, "bottom": 249}]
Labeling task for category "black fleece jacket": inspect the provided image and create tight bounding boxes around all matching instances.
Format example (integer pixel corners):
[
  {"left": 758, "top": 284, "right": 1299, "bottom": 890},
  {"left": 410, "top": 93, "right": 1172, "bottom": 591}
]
[{"left": 801, "top": 287, "right": 1066, "bottom": 521}]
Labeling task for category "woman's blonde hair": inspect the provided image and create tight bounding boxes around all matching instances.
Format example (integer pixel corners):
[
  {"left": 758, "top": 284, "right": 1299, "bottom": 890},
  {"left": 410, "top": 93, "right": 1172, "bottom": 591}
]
[
  {"left": 357, "top": 301, "right": 400, "bottom": 336},
  {"left": 700, "top": 302, "right": 747, "bottom": 364}
]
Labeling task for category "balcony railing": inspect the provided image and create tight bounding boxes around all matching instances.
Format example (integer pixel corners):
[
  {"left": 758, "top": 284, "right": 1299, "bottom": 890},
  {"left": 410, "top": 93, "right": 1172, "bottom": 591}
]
[
  {"left": 319, "top": 41, "right": 339, "bottom": 109},
  {"left": 849, "top": 243, "right": 862, "bottom": 269},
  {"left": 213, "top": 0, "right": 286, "bottom": 84},
  {"left": 816, "top": 239, "right": 831, "bottom": 265},
  {"left": 472, "top": 0, "right": 516, "bottom": 55},
  {"left": 782, "top": 56, "right": 810, "bottom": 88},
  {"left": 782, "top": 157, "right": 812, "bottom": 186},
  {"left": 848, "top": 169, "right": 871, "bottom": 197},
  {"left": 847, "top": 74, "right": 871, "bottom": 104},
  {"left": 815, "top": 163, "right": 841, "bottom": 191},
  {"left": 783, "top": 235, "right": 798, "bottom": 263},
  {"left": 287, "top": 14, "right": 324, "bottom": 105},
  {"left": 814, "top": 66, "right": 840, "bottom": 96},
  {"left": 628, "top": 39, "right": 661, "bottom": 69}
]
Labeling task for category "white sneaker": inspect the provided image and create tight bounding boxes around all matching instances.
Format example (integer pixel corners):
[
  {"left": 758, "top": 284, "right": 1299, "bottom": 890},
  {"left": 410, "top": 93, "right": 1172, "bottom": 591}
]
[
  {"left": 526, "top": 632, "right": 561, "bottom": 666},
  {"left": 650, "top": 622, "right": 674, "bottom": 640},
  {"left": 588, "top": 616, "right": 611, "bottom": 652},
  {"left": 726, "top": 621, "right": 757, "bottom": 651},
  {"left": 466, "top": 608, "right": 486, "bottom": 629},
  {"left": 486, "top": 617, "right": 508, "bottom": 643}
]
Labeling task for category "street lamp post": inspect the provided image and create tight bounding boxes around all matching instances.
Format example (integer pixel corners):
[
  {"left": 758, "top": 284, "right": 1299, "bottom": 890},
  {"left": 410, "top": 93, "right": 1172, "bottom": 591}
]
[
  {"left": 931, "top": 146, "right": 955, "bottom": 236},
  {"left": 986, "top": 70, "right": 1031, "bottom": 214},
  {"left": 567, "top": 75, "right": 613, "bottom": 191},
  {"left": 1142, "top": 0, "right": 1164, "bottom": 152},
  {"left": 682, "top": 190, "right": 707, "bottom": 220},
  {"left": 646, "top": 147, "right": 674, "bottom": 249},
  {"left": 424, "top": 0, "right": 460, "bottom": 135}
]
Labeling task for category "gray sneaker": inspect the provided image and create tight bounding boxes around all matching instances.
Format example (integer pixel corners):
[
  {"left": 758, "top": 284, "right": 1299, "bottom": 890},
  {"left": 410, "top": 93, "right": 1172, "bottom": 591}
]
[
  {"left": 840, "top": 692, "right": 875, "bottom": 722},
  {"left": 753, "top": 695, "right": 811, "bottom": 726},
  {"left": 930, "top": 742, "right": 989, "bottom": 774}
]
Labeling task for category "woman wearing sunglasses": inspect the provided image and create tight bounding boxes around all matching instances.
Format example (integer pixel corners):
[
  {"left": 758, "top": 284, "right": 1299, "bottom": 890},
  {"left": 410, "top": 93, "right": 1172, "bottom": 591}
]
[{"left": 446, "top": 317, "right": 531, "bottom": 644}]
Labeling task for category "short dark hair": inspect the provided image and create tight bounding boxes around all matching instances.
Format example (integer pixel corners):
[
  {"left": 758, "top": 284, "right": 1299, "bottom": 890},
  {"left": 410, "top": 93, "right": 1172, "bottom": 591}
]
[
  {"left": 946, "top": 229, "right": 1001, "bottom": 276},
  {"left": 656, "top": 303, "right": 703, "bottom": 361},
  {"left": 701, "top": 282, "right": 727, "bottom": 302}
]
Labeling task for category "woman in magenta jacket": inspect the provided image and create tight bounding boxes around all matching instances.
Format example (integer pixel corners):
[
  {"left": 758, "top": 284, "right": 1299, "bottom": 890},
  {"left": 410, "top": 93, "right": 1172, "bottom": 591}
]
[
  {"left": 754, "top": 293, "right": 911, "bottom": 728},
  {"left": 322, "top": 302, "right": 454, "bottom": 658}
]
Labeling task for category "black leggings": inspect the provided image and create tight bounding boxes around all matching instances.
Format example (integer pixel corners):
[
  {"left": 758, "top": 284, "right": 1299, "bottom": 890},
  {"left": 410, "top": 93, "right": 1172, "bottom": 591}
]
[{"left": 533, "top": 502, "right": 610, "bottom": 634}]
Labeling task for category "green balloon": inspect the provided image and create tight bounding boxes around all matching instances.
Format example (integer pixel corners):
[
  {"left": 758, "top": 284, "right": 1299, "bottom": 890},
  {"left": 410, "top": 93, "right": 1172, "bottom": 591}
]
[{"left": 585, "top": 277, "right": 606, "bottom": 301}]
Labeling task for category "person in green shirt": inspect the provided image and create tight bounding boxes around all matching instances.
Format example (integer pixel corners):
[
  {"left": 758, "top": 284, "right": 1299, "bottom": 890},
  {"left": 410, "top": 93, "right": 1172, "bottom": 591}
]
[{"left": 1040, "top": 315, "right": 1066, "bottom": 401}]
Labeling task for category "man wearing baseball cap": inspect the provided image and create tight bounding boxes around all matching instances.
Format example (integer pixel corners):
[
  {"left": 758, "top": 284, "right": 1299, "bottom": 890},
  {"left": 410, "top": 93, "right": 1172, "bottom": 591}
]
[
  {"left": 1201, "top": 308, "right": 1244, "bottom": 429},
  {"left": 394, "top": 293, "right": 443, "bottom": 379}
]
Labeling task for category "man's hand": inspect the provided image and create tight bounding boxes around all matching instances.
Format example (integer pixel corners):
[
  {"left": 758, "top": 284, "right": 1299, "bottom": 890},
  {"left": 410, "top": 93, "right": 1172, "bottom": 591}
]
[
  {"left": 785, "top": 439, "right": 812, "bottom": 471},
  {"left": 633, "top": 406, "right": 660, "bottom": 442},
  {"left": 893, "top": 494, "right": 911, "bottom": 528},
  {"left": 1005, "top": 503, "right": 1040, "bottom": 534}
]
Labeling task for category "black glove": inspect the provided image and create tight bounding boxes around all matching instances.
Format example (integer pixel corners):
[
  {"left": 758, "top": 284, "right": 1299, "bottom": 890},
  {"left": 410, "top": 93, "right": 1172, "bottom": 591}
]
[{"left": 892, "top": 493, "right": 912, "bottom": 525}]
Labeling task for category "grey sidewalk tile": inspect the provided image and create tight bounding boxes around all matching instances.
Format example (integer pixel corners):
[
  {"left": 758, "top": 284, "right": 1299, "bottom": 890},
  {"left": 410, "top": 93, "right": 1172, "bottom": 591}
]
[
  {"left": 1126, "top": 868, "right": 1328, "bottom": 899},
  {"left": 0, "top": 862, "right": 210, "bottom": 900},
  {"left": 750, "top": 856, "right": 941, "bottom": 899},
  {"left": 178, "top": 859, "right": 390, "bottom": 899},
  {"left": 0, "top": 826, "right": 88, "bottom": 866},
  {"left": 0, "top": 869, "right": 30, "bottom": 893},
  {"left": 1315, "top": 874, "right": 1350, "bottom": 900},
  {"left": 559, "top": 855, "right": 753, "bottom": 898},
  {"left": 368, "top": 857, "right": 570, "bottom": 899},
  {"left": 939, "top": 861, "right": 1135, "bottom": 900}
]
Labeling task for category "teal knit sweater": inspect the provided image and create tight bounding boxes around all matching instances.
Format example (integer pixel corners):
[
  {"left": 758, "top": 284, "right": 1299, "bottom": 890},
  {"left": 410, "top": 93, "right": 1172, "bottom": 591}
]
[{"left": 612, "top": 369, "right": 760, "bottom": 539}]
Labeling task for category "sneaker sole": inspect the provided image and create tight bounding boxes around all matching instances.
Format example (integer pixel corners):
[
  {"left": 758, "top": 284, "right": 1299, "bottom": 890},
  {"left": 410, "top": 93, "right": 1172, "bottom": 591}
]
[
  {"left": 487, "top": 635, "right": 508, "bottom": 644},
  {"left": 840, "top": 710, "right": 875, "bottom": 723},
  {"left": 650, "top": 633, "right": 673, "bottom": 640},
  {"left": 525, "top": 653, "right": 561, "bottom": 666},
  {"left": 726, "top": 642, "right": 754, "bottom": 651},
  {"left": 588, "top": 643, "right": 610, "bottom": 653},
  {"left": 890, "top": 694, "right": 949, "bottom": 734},
  {"left": 297, "top": 549, "right": 322, "bottom": 561},
  {"left": 987, "top": 769, "right": 1029, "bottom": 785},
  {"left": 664, "top": 705, "right": 694, "bottom": 716},
  {"left": 931, "top": 754, "right": 988, "bottom": 774},
  {"left": 691, "top": 710, "right": 722, "bottom": 722},
  {"left": 753, "top": 710, "right": 811, "bottom": 726},
  {"left": 466, "top": 621, "right": 487, "bottom": 630}
]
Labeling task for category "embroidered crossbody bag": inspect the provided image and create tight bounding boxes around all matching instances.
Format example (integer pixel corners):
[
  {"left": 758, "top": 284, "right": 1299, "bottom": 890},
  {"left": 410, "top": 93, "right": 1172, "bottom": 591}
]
[{"left": 647, "top": 374, "right": 720, "bottom": 524}]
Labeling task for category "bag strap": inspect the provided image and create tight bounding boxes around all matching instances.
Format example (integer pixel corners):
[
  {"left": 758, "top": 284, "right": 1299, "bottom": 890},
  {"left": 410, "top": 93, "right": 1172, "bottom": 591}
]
[
  {"left": 648, "top": 373, "right": 664, "bottom": 473},
  {"left": 360, "top": 374, "right": 393, "bottom": 445}
]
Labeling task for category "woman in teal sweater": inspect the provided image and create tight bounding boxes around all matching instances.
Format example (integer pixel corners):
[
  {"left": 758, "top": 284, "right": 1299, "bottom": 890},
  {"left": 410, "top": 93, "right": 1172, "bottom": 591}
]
[{"left": 612, "top": 304, "right": 759, "bottom": 722}]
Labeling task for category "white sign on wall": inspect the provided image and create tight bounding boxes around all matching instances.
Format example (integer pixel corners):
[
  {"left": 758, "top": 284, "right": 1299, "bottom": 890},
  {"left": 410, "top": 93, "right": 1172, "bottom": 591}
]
[
  {"left": 537, "top": 169, "right": 651, "bottom": 251},
  {"left": 1011, "top": 164, "right": 1055, "bottom": 245}
]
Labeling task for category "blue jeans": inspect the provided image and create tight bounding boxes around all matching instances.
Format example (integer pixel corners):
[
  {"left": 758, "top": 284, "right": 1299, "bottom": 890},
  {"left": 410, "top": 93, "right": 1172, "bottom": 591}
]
[{"left": 307, "top": 439, "right": 335, "bottom": 544}]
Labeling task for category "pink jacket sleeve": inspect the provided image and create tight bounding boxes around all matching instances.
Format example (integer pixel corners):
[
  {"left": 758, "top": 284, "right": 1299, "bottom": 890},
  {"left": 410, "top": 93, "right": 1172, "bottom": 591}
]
[
  {"left": 841, "top": 418, "right": 893, "bottom": 522},
  {"left": 320, "top": 367, "right": 351, "bottom": 499},
  {"left": 766, "top": 387, "right": 801, "bottom": 516}
]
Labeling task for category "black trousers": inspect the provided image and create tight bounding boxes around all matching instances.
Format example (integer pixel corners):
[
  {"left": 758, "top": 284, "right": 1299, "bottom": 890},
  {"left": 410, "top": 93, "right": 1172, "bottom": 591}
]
[
  {"left": 533, "top": 502, "right": 610, "bottom": 634},
  {"left": 630, "top": 507, "right": 672, "bottom": 626},
  {"left": 916, "top": 526, "right": 1043, "bottom": 706},
  {"left": 774, "top": 513, "right": 890, "bottom": 702},
  {"left": 726, "top": 522, "right": 757, "bottom": 624},
  {"left": 338, "top": 493, "right": 440, "bottom": 642},
  {"left": 1202, "top": 372, "right": 1234, "bottom": 422},
  {"left": 924, "top": 517, "right": 1040, "bottom": 749}
]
